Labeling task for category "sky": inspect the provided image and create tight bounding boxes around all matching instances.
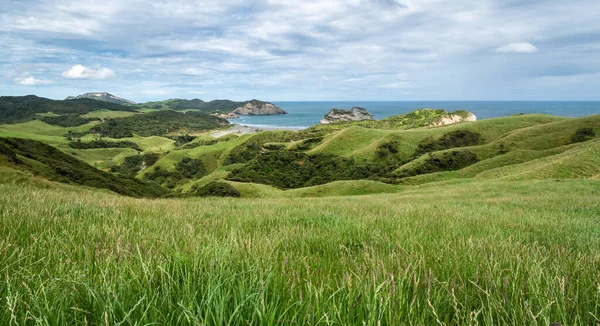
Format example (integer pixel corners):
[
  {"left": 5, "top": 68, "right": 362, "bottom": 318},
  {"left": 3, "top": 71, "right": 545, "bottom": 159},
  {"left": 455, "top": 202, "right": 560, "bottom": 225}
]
[{"left": 1, "top": 0, "right": 600, "bottom": 102}]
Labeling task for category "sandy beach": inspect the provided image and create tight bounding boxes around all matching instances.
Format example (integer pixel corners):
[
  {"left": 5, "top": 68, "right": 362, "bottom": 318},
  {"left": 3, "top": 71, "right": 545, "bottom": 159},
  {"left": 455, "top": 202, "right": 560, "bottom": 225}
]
[{"left": 210, "top": 124, "right": 305, "bottom": 138}]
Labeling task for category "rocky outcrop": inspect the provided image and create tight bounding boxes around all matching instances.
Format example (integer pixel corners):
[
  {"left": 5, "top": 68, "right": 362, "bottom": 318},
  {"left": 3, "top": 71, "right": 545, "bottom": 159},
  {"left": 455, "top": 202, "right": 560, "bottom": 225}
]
[
  {"left": 431, "top": 112, "right": 477, "bottom": 126},
  {"left": 66, "top": 92, "right": 136, "bottom": 105},
  {"left": 320, "top": 107, "right": 374, "bottom": 124},
  {"left": 232, "top": 100, "right": 287, "bottom": 115}
]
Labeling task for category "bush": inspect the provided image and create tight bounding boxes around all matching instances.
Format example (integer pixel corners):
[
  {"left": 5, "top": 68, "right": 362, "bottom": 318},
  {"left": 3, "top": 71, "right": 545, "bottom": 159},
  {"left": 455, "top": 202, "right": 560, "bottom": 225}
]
[
  {"left": 42, "top": 114, "right": 100, "bottom": 127},
  {"left": 228, "top": 150, "right": 389, "bottom": 189},
  {"left": 415, "top": 130, "right": 482, "bottom": 156},
  {"left": 110, "top": 153, "right": 160, "bottom": 176},
  {"left": 195, "top": 181, "right": 241, "bottom": 197},
  {"left": 570, "top": 128, "right": 596, "bottom": 144},
  {"left": 175, "top": 158, "right": 207, "bottom": 179},
  {"left": 68, "top": 140, "right": 141, "bottom": 151},
  {"left": 397, "top": 150, "right": 479, "bottom": 178}
]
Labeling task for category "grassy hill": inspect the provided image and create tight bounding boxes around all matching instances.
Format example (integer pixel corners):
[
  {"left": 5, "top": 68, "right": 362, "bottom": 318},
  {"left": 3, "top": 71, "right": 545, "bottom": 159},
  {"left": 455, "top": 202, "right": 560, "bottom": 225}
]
[
  {"left": 1, "top": 168, "right": 599, "bottom": 324},
  {"left": 0, "top": 137, "right": 168, "bottom": 197},
  {"left": 0, "top": 95, "right": 135, "bottom": 124}
]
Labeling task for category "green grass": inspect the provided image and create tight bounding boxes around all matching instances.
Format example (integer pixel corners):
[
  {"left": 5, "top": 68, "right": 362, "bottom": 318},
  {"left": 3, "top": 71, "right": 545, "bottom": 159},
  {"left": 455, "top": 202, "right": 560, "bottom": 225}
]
[
  {"left": 66, "top": 148, "right": 140, "bottom": 170},
  {"left": 1, "top": 173, "right": 599, "bottom": 325}
]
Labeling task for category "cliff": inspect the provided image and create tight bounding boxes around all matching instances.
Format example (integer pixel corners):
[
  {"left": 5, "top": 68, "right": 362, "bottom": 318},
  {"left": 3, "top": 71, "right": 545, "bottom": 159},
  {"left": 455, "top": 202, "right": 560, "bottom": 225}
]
[{"left": 232, "top": 100, "right": 287, "bottom": 115}]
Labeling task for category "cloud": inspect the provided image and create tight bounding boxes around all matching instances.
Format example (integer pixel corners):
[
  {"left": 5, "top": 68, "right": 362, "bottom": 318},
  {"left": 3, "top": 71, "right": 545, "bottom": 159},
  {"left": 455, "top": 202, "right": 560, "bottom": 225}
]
[
  {"left": 1, "top": 0, "right": 600, "bottom": 100},
  {"left": 496, "top": 42, "right": 538, "bottom": 54},
  {"left": 62, "top": 65, "right": 116, "bottom": 79},
  {"left": 15, "top": 76, "right": 53, "bottom": 86}
]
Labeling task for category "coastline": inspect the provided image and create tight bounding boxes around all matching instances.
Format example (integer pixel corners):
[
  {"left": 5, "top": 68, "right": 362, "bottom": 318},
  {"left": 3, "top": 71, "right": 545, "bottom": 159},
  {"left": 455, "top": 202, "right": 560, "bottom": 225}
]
[{"left": 211, "top": 123, "right": 307, "bottom": 138}]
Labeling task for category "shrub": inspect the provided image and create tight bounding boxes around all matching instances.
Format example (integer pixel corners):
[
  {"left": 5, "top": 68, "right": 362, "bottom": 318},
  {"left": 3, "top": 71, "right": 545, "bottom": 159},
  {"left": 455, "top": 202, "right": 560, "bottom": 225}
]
[
  {"left": 228, "top": 150, "right": 389, "bottom": 189},
  {"left": 570, "top": 128, "right": 596, "bottom": 144},
  {"left": 415, "top": 130, "right": 482, "bottom": 156},
  {"left": 196, "top": 181, "right": 241, "bottom": 197},
  {"left": 175, "top": 158, "right": 207, "bottom": 179},
  {"left": 397, "top": 150, "right": 479, "bottom": 178},
  {"left": 110, "top": 153, "right": 160, "bottom": 176},
  {"left": 68, "top": 140, "right": 141, "bottom": 151}
]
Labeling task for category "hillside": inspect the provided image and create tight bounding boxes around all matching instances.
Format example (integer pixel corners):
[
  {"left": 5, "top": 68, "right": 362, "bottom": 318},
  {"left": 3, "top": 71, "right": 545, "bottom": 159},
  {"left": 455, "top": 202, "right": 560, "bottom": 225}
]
[
  {"left": 0, "top": 95, "right": 136, "bottom": 124},
  {"left": 0, "top": 137, "right": 167, "bottom": 197},
  {"left": 1, "top": 105, "right": 598, "bottom": 197},
  {"left": 88, "top": 110, "right": 229, "bottom": 138}
]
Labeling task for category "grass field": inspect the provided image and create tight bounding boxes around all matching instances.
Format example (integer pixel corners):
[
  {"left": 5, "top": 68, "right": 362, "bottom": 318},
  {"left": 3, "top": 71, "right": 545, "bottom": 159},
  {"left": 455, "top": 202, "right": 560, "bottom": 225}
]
[{"left": 1, "top": 168, "right": 599, "bottom": 325}]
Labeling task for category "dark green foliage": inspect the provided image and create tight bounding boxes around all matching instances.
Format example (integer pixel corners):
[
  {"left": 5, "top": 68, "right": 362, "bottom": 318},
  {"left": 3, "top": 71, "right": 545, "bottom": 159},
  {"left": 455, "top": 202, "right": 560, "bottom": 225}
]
[
  {"left": 143, "top": 166, "right": 182, "bottom": 189},
  {"left": 89, "top": 111, "right": 228, "bottom": 138},
  {"left": 41, "top": 114, "right": 100, "bottom": 127},
  {"left": 143, "top": 157, "right": 208, "bottom": 188},
  {"left": 0, "top": 95, "right": 135, "bottom": 124},
  {"left": 194, "top": 181, "right": 241, "bottom": 197},
  {"left": 415, "top": 130, "right": 482, "bottom": 156},
  {"left": 176, "top": 158, "right": 207, "bottom": 179},
  {"left": 224, "top": 131, "right": 299, "bottom": 164},
  {"left": 171, "top": 135, "right": 197, "bottom": 147},
  {"left": 110, "top": 153, "right": 160, "bottom": 177},
  {"left": 294, "top": 137, "right": 324, "bottom": 151},
  {"left": 397, "top": 150, "right": 479, "bottom": 178},
  {"left": 376, "top": 139, "right": 400, "bottom": 158},
  {"left": 0, "top": 137, "right": 167, "bottom": 197},
  {"left": 228, "top": 150, "right": 387, "bottom": 189},
  {"left": 68, "top": 140, "right": 141, "bottom": 151},
  {"left": 180, "top": 139, "right": 218, "bottom": 149},
  {"left": 570, "top": 128, "right": 596, "bottom": 144}
]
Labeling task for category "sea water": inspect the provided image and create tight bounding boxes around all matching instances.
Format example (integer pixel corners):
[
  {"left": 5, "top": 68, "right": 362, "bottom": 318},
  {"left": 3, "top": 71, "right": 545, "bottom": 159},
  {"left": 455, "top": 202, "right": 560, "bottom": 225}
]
[{"left": 230, "top": 101, "right": 600, "bottom": 129}]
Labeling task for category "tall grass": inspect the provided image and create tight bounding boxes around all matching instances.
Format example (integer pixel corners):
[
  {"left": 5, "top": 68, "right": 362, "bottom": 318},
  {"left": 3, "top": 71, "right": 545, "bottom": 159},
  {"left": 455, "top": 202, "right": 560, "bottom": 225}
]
[{"left": 1, "top": 178, "right": 599, "bottom": 325}]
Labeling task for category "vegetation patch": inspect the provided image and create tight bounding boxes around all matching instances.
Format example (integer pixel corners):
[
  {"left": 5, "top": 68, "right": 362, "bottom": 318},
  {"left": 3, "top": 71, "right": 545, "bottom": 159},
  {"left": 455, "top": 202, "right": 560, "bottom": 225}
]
[
  {"left": 414, "top": 129, "right": 483, "bottom": 157},
  {"left": 176, "top": 157, "right": 207, "bottom": 179},
  {"left": 170, "top": 135, "right": 197, "bottom": 146},
  {"left": 110, "top": 153, "right": 161, "bottom": 177},
  {"left": 396, "top": 150, "right": 479, "bottom": 178},
  {"left": 229, "top": 150, "right": 387, "bottom": 189},
  {"left": 68, "top": 140, "right": 141, "bottom": 151},
  {"left": 41, "top": 114, "right": 100, "bottom": 127},
  {"left": 193, "top": 181, "right": 241, "bottom": 197},
  {"left": 570, "top": 127, "right": 596, "bottom": 143},
  {"left": 89, "top": 111, "right": 228, "bottom": 138}
]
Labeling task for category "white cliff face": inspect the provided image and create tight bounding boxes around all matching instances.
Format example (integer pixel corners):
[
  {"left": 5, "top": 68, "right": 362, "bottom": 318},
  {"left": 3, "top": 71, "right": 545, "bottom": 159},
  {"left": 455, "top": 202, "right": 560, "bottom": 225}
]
[
  {"left": 431, "top": 113, "right": 477, "bottom": 126},
  {"left": 320, "top": 107, "right": 375, "bottom": 124},
  {"left": 232, "top": 102, "right": 287, "bottom": 115}
]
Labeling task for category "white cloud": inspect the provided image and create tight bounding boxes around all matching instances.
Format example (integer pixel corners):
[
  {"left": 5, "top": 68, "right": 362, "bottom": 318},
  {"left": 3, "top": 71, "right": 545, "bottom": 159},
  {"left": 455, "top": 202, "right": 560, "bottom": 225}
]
[
  {"left": 62, "top": 65, "right": 116, "bottom": 79},
  {"left": 15, "top": 76, "right": 53, "bottom": 86},
  {"left": 495, "top": 42, "right": 538, "bottom": 54}
]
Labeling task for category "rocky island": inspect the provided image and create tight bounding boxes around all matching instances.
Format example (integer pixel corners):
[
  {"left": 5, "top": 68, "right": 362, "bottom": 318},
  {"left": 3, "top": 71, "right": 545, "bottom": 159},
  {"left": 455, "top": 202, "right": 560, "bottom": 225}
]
[
  {"left": 320, "top": 107, "right": 374, "bottom": 124},
  {"left": 232, "top": 100, "right": 287, "bottom": 115}
]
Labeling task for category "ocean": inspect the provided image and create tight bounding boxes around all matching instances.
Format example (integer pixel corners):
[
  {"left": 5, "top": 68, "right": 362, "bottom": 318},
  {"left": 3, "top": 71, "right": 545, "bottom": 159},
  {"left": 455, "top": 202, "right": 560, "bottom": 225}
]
[{"left": 230, "top": 101, "right": 600, "bottom": 129}]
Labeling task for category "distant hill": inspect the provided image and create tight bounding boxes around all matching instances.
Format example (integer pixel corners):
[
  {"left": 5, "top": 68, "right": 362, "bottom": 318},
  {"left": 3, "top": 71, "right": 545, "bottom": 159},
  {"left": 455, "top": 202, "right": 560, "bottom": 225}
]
[
  {"left": 66, "top": 92, "right": 136, "bottom": 105},
  {"left": 0, "top": 95, "right": 136, "bottom": 124},
  {"left": 136, "top": 98, "right": 275, "bottom": 114}
]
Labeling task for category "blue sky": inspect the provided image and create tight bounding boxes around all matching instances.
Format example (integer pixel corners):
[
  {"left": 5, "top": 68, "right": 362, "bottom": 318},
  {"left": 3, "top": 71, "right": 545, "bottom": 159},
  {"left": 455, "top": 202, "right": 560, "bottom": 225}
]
[{"left": 1, "top": 0, "right": 599, "bottom": 102}]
